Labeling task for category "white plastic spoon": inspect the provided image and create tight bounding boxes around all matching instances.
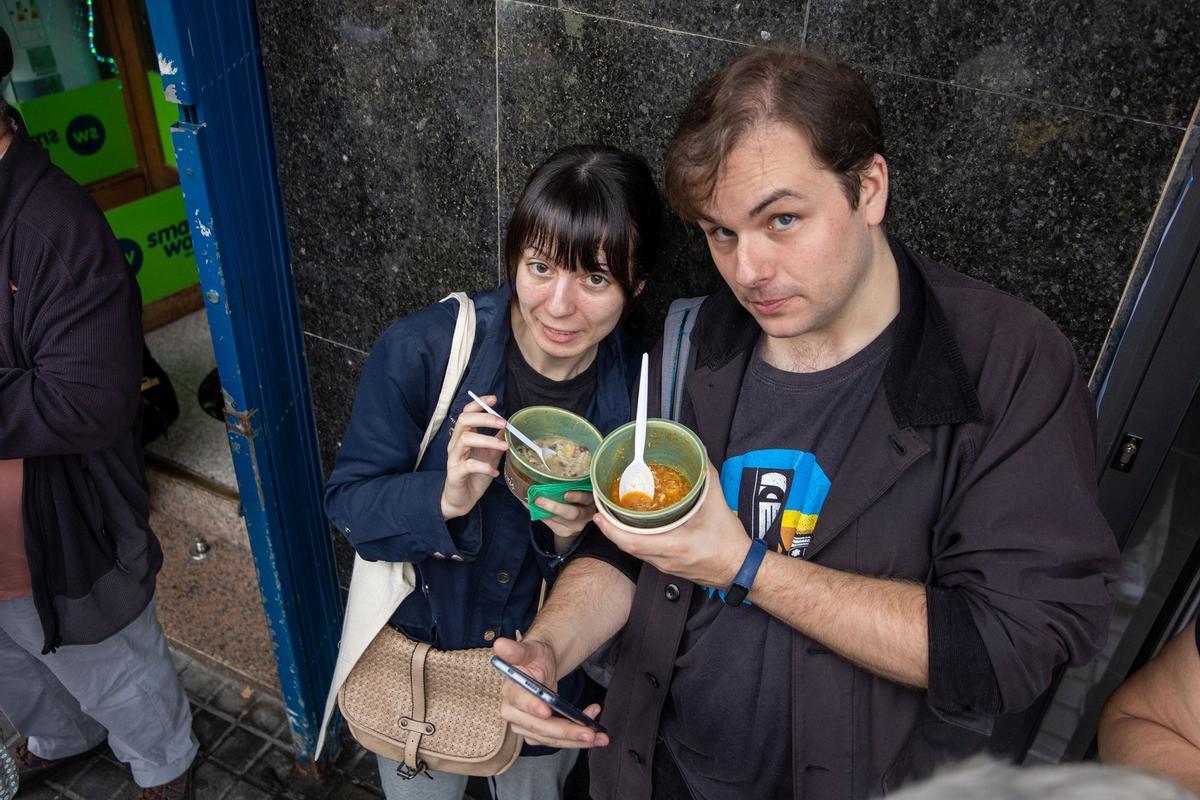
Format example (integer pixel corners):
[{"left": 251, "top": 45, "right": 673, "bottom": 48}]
[
  {"left": 467, "top": 390, "right": 553, "bottom": 470},
  {"left": 618, "top": 353, "right": 655, "bottom": 503}
]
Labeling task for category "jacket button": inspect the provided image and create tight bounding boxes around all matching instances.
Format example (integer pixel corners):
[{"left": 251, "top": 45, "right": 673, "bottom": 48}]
[
  {"left": 450, "top": 554, "right": 464, "bottom": 562},
  {"left": 627, "top": 749, "right": 642, "bottom": 765},
  {"left": 432, "top": 551, "right": 446, "bottom": 560},
  {"left": 497, "top": 571, "right": 510, "bottom": 584},
  {"left": 483, "top": 630, "right": 496, "bottom": 642},
  {"left": 645, "top": 672, "right": 659, "bottom": 688},
  {"left": 664, "top": 583, "right": 680, "bottom": 602}
]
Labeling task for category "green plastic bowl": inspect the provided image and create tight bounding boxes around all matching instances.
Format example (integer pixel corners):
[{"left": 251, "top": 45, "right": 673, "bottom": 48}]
[
  {"left": 591, "top": 419, "right": 708, "bottom": 530},
  {"left": 502, "top": 406, "right": 603, "bottom": 504}
]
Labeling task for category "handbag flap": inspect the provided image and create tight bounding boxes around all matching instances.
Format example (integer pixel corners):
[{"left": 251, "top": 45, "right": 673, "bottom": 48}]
[{"left": 339, "top": 627, "right": 510, "bottom": 762}]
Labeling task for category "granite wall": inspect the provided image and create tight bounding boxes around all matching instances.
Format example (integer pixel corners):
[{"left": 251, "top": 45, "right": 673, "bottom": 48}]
[{"left": 255, "top": 1, "right": 1199, "bottom": 586}]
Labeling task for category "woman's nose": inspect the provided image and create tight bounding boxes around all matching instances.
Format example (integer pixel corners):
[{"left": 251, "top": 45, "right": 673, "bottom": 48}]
[{"left": 545, "top": 273, "right": 576, "bottom": 317}]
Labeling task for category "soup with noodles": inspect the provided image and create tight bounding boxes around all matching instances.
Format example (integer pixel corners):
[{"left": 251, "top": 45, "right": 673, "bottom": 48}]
[
  {"left": 515, "top": 436, "right": 592, "bottom": 478},
  {"left": 609, "top": 464, "right": 693, "bottom": 512}
]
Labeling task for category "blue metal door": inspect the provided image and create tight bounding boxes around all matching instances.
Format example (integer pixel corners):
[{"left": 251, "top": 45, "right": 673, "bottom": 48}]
[{"left": 144, "top": 1, "right": 342, "bottom": 766}]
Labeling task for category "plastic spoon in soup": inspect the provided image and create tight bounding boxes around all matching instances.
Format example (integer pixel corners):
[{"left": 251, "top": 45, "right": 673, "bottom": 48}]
[
  {"left": 466, "top": 390, "right": 553, "bottom": 470},
  {"left": 618, "top": 353, "right": 655, "bottom": 506}
]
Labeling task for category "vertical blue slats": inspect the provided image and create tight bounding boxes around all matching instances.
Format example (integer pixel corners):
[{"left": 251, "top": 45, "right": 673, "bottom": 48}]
[{"left": 144, "top": 0, "right": 341, "bottom": 764}]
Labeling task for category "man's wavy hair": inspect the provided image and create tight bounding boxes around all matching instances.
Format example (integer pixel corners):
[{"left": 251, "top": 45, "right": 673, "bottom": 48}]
[{"left": 664, "top": 49, "right": 885, "bottom": 220}]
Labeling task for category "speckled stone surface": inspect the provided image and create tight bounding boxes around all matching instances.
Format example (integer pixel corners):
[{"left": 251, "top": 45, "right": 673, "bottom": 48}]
[
  {"left": 257, "top": 0, "right": 499, "bottom": 353},
  {"left": 153, "top": 506, "right": 281, "bottom": 693},
  {"left": 872, "top": 69, "right": 1182, "bottom": 370},
  {"left": 559, "top": 1, "right": 806, "bottom": 46},
  {"left": 303, "top": 334, "right": 368, "bottom": 476},
  {"left": 806, "top": 0, "right": 1200, "bottom": 127},
  {"left": 499, "top": 1, "right": 743, "bottom": 333},
  {"left": 149, "top": 468, "right": 247, "bottom": 548},
  {"left": 302, "top": 334, "right": 368, "bottom": 590},
  {"left": 256, "top": 0, "right": 1196, "bottom": 456}
]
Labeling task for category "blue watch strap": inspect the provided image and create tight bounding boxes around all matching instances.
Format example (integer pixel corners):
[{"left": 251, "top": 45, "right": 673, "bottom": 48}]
[{"left": 724, "top": 538, "right": 768, "bottom": 606}]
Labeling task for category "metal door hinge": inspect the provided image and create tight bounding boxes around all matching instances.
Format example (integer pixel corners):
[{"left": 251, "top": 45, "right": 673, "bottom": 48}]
[{"left": 224, "top": 406, "right": 259, "bottom": 438}]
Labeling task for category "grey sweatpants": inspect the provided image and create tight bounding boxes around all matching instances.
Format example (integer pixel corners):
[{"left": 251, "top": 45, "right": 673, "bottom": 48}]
[
  {"left": 378, "top": 747, "right": 577, "bottom": 800},
  {"left": 0, "top": 596, "right": 198, "bottom": 788}
]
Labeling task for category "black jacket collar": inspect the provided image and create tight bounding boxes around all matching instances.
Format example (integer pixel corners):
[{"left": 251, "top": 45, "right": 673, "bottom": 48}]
[{"left": 688, "top": 235, "right": 982, "bottom": 429}]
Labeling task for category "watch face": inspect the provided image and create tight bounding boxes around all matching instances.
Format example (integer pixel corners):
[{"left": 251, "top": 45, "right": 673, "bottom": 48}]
[{"left": 723, "top": 585, "right": 748, "bottom": 607}]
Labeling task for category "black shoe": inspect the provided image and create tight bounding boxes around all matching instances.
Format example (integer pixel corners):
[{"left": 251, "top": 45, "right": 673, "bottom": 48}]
[
  {"left": 11, "top": 738, "right": 101, "bottom": 785},
  {"left": 134, "top": 764, "right": 194, "bottom": 800}
]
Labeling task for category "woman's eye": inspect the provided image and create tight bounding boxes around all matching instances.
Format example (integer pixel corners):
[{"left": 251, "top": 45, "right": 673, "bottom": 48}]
[
  {"left": 585, "top": 273, "right": 610, "bottom": 288},
  {"left": 709, "top": 227, "right": 736, "bottom": 242},
  {"left": 770, "top": 214, "right": 798, "bottom": 230},
  {"left": 528, "top": 261, "right": 552, "bottom": 276}
]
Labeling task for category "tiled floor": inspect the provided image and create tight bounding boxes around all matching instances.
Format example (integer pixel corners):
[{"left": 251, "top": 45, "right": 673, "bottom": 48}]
[
  {"left": 145, "top": 310, "right": 237, "bottom": 491},
  {"left": 1, "top": 648, "right": 386, "bottom": 800}
]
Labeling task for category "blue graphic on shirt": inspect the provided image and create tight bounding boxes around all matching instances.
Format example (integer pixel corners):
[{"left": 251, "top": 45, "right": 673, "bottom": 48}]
[{"left": 706, "top": 449, "right": 831, "bottom": 604}]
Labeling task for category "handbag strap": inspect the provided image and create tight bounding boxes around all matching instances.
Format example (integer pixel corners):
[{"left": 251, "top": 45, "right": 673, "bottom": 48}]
[
  {"left": 399, "top": 642, "right": 435, "bottom": 772},
  {"left": 416, "top": 292, "right": 477, "bottom": 467}
]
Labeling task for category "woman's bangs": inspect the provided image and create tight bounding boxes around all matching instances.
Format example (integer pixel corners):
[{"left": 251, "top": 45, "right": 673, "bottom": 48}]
[{"left": 525, "top": 186, "right": 634, "bottom": 290}]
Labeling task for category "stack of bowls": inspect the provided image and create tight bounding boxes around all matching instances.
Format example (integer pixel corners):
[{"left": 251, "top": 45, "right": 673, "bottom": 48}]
[
  {"left": 502, "top": 406, "right": 603, "bottom": 507},
  {"left": 590, "top": 419, "right": 709, "bottom": 534}
]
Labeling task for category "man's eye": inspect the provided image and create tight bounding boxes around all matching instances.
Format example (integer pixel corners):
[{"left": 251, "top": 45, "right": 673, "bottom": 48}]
[{"left": 771, "top": 214, "right": 797, "bottom": 230}]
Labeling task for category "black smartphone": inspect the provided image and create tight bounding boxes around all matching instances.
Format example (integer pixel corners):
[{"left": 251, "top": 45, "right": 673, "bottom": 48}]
[{"left": 490, "top": 655, "right": 607, "bottom": 734}]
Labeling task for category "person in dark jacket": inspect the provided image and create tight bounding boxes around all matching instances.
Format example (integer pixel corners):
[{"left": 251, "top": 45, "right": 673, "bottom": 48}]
[
  {"left": 0, "top": 29, "right": 196, "bottom": 800},
  {"left": 324, "top": 144, "right": 662, "bottom": 799},
  {"left": 495, "top": 49, "right": 1121, "bottom": 799}
]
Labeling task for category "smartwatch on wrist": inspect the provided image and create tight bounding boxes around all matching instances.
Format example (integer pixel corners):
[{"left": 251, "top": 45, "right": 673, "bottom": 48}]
[{"left": 724, "top": 538, "right": 767, "bottom": 606}]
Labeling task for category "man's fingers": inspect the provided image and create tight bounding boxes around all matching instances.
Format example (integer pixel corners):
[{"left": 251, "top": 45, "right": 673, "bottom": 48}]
[
  {"left": 500, "top": 703, "right": 604, "bottom": 748},
  {"left": 561, "top": 491, "right": 595, "bottom": 505},
  {"left": 492, "top": 636, "right": 529, "bottom": 666}
]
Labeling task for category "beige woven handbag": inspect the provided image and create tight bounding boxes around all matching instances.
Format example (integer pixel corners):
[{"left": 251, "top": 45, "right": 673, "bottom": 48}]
[
  {"left": 336, "top": 292, "right": 522, "bottom": 780},
  {"left": 339, "top": 632, "right": 521, "bottom": 778}
]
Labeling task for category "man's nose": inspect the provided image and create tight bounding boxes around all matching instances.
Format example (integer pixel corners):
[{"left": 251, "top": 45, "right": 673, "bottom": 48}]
[{"left": 733, "top": 236, "right": 772, "bottom": 288}]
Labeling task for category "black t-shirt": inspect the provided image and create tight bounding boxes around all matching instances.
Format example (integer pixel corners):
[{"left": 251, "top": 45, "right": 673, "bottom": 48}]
[
  {"left": 660, "top": 323, "right": 893, "bottom": 800},
  {"left": 504, "top": 341, "right": 597, "bottom": 417}
]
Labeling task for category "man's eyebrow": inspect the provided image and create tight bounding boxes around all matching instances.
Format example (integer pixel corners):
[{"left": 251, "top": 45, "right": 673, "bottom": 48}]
[{"left": 749, "top": 188, "right": 806, "bottom": 218}]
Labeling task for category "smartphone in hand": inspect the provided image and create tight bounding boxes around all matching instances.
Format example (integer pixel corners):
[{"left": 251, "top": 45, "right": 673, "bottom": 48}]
[{"left": 490, "top": 655, "right": 607, "bottom": 734}]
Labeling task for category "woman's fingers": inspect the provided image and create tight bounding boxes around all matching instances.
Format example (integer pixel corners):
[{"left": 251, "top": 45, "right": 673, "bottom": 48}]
[
  {"left": 456, "top": 432, "right": 509, "bottom": 453},
  {"left": 533, "top": 497, "right": 582, "bottom": 520},
  {"left": 458, "top": 458, "right": 500, "bottom": 478},
  {"left": 454, "top": 411, "right": 506, "bottom": 433}
]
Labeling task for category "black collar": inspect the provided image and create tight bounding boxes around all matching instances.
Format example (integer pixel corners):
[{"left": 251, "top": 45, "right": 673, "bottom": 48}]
[{"left": 689, "top": 235, "right": 982, "bottom": 428}]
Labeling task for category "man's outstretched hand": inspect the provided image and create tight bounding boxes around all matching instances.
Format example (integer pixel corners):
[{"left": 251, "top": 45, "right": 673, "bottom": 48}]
[{"left": 493, "top": 636, "right": 609, "bottom": 749}]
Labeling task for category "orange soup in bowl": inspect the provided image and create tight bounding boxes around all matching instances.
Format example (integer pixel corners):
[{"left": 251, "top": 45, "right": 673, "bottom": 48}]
[{"left": 609, "top": 464, "right": 693, "bottom": 512}]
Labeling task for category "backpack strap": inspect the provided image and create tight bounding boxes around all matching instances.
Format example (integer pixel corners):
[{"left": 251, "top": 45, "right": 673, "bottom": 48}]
[{"left": 660, "top": 296, "right": 705, "bottom": 420}]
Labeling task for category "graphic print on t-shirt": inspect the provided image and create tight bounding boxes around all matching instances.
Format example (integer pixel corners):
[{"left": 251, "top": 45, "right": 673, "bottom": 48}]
[{"left": 704, "top": 449, "right": 831, "bottom": 604}]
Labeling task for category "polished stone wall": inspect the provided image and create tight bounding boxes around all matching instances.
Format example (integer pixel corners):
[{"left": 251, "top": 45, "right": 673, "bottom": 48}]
[{"left": 256, "top": 1, "right": 1198, "bottom": 581}]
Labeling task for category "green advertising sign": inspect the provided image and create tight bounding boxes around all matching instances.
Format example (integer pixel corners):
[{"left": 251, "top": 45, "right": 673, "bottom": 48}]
[
  {"left": 12, "top": 78, "right": 138, "bottom": 185},
  {"left": 104, "top": 187, "right": 199, "bottom": 305}
]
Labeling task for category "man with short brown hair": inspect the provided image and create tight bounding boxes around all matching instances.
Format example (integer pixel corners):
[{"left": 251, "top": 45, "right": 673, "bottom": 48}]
[{"left": 495, "top": 48, "right": 1119, "bottom": 799}]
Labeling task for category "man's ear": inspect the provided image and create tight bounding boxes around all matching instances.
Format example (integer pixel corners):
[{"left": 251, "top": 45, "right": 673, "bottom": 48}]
[{"left": 859, "top": 154, "right": 889, "bottom": 226}]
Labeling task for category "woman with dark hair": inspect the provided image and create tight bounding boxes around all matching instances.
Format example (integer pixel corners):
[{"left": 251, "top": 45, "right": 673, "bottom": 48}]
[{"left": 324, "top": 144, "right": 662, "bottom": 800}]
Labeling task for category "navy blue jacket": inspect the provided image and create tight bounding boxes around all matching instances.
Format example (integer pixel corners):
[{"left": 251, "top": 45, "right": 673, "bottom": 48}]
[{"left": 325, "top": 285, "right": 635, "bottom": 655}]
